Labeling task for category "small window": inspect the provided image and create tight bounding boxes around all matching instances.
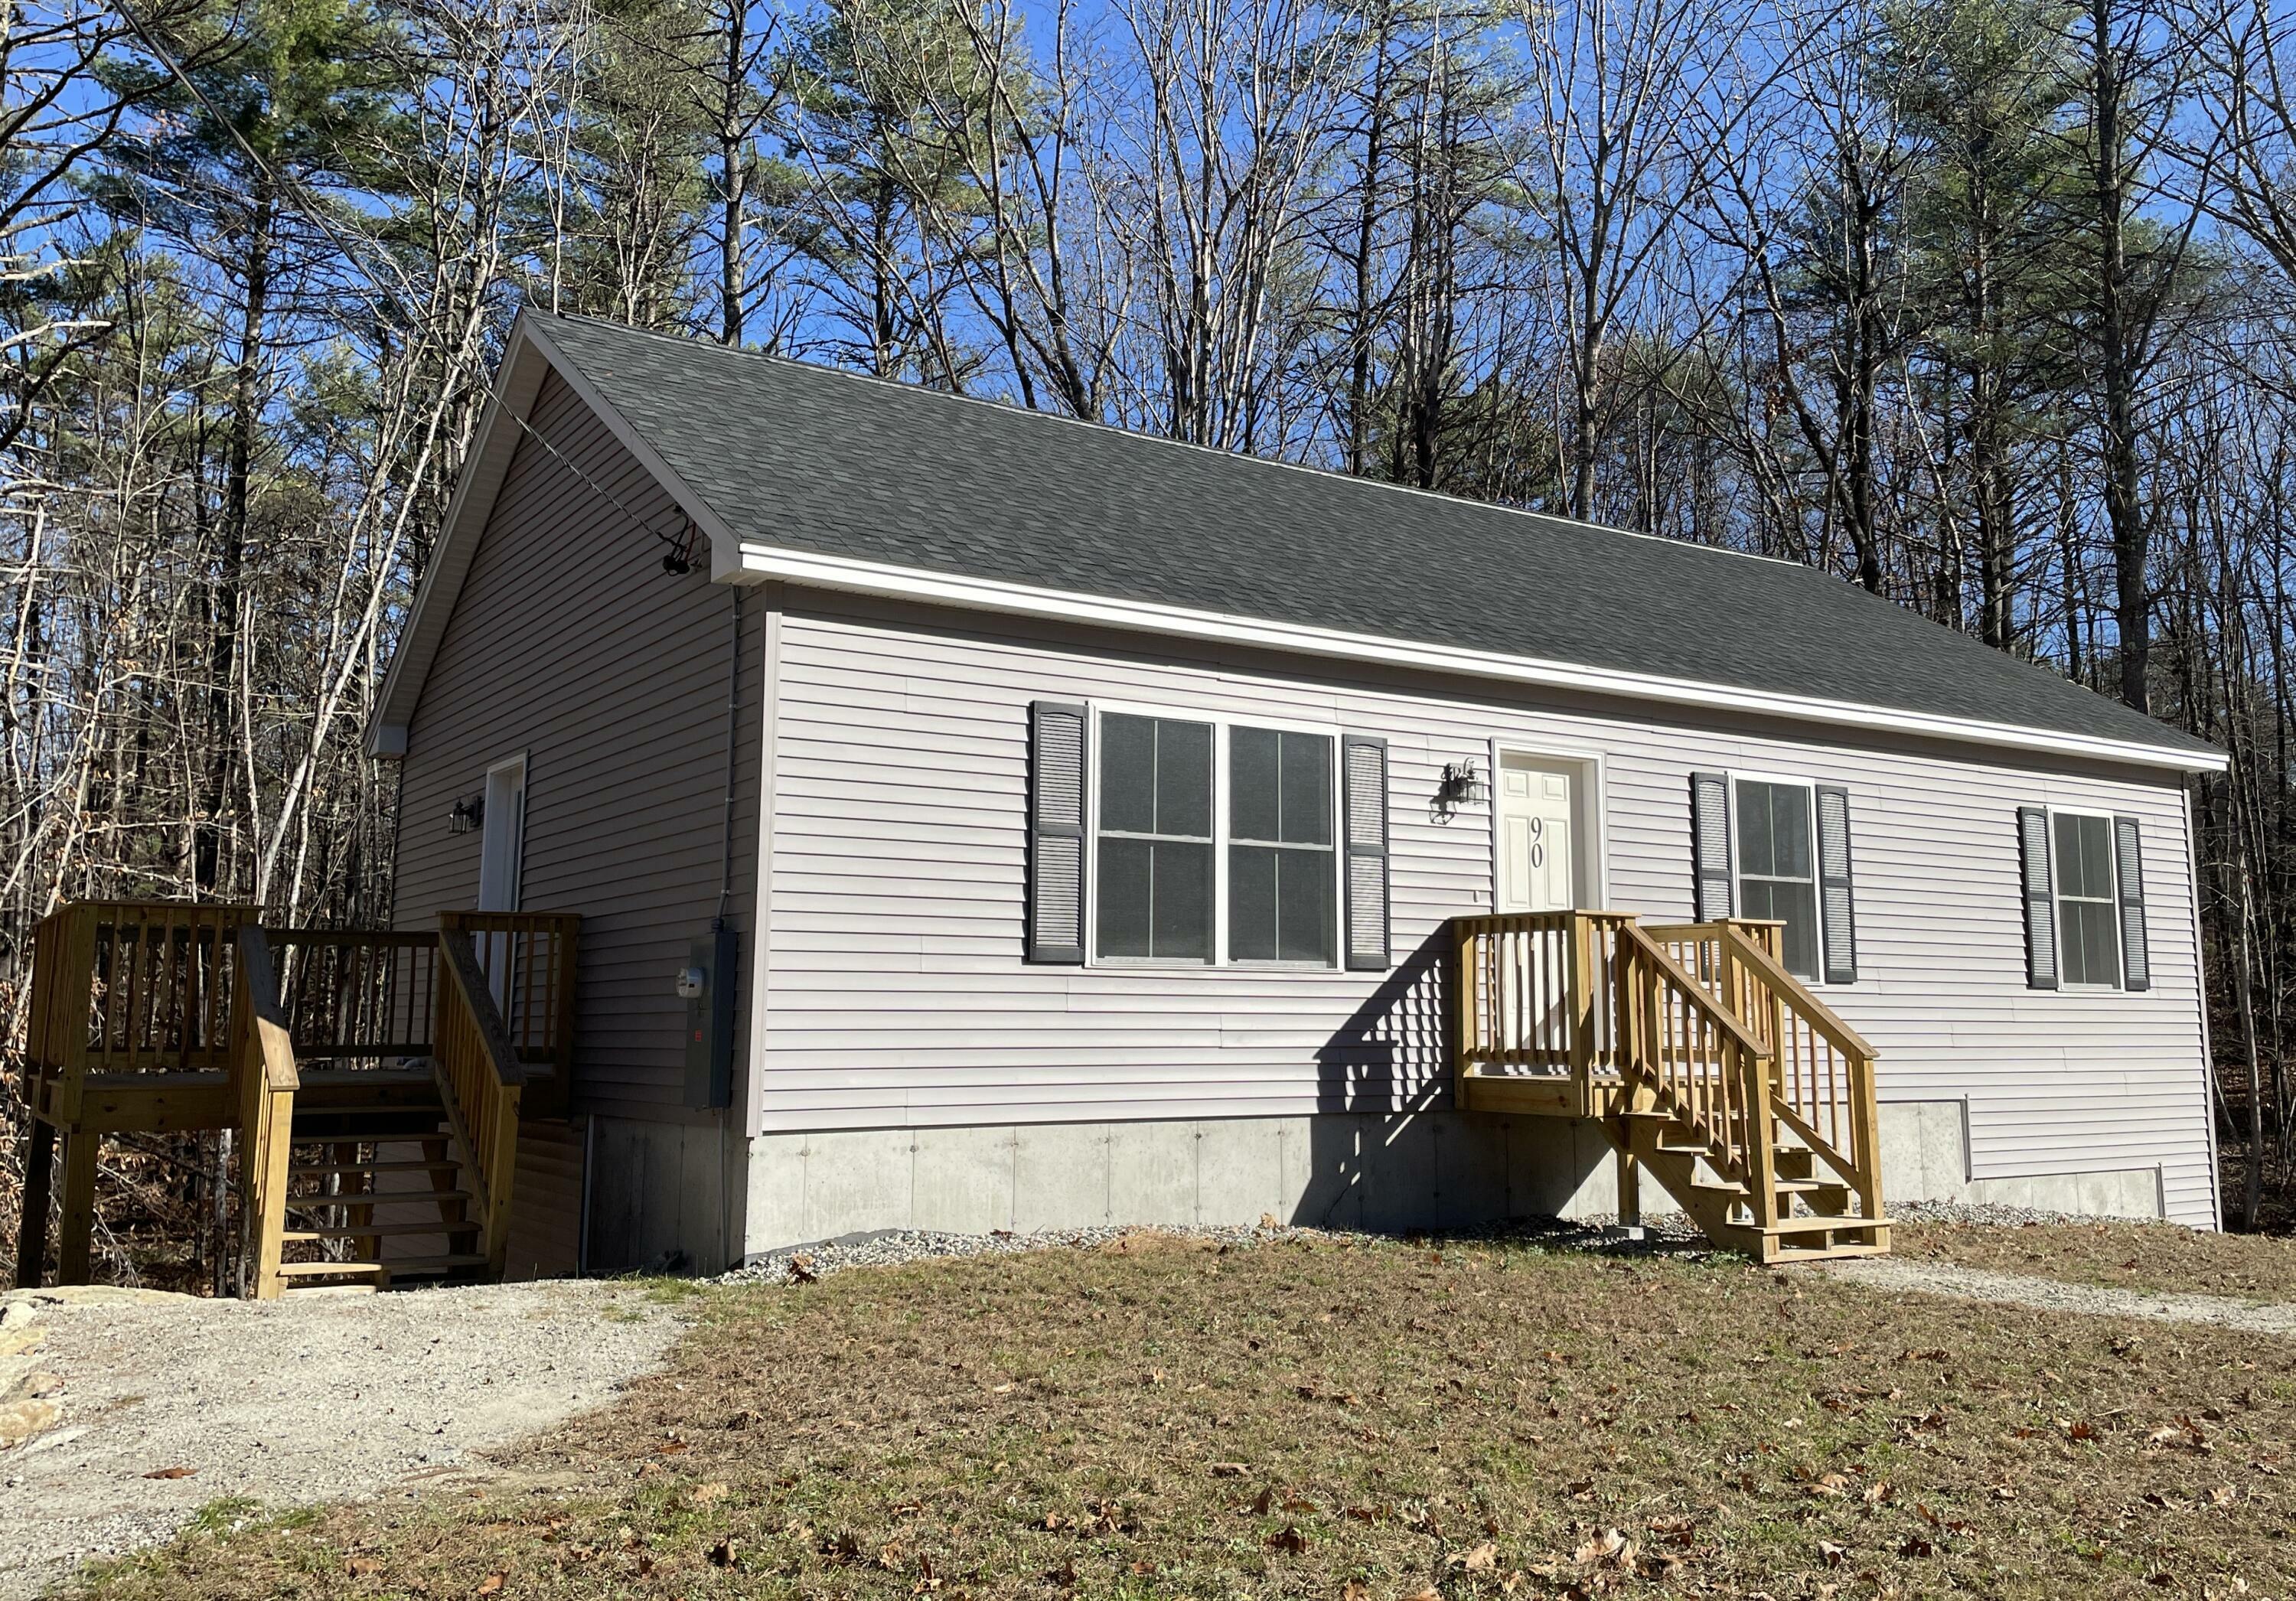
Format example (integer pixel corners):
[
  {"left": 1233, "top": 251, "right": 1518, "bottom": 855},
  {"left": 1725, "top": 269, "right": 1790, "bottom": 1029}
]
[
  {"left": 2053, "top": 811, "right": 2122, "bottom": 987},
  {"left": 1095, "top": 713, "right": 1213, "bottom": 960},
  {"left": 1733, "top": 778, "right": 1821, "bottom": 980},
  {"left": 1228, "top": 727, "right": 1336, "bottom": 963}
]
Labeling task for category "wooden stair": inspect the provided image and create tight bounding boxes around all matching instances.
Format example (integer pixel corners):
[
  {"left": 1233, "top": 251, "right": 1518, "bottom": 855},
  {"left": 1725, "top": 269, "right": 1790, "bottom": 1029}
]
[
  {"left": 269, "top": 1065, "right": 494, "bottom": 1295},
  {"left": 12, "top": 901, "right": 575, "bottom": 1300},
  {"left": 1454, "top": 910, "right": 1890, "bottom": 1265},
  {"left": 1616, "top": 1104, "right": 1889, "bottom": 1264}
]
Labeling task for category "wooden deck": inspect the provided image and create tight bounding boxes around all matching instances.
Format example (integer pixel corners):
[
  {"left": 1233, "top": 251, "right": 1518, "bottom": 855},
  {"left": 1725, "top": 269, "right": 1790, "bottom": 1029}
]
[
  {"left": 1450, "top": 911, "right": 1889, "bottom": 1262},
  {"left": 14, "top": 901, "right": 579, "bottom": 1297}
]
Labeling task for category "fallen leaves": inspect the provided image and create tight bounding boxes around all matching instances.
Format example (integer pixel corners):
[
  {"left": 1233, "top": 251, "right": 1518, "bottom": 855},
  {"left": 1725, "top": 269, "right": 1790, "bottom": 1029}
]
[
  {"left": 1572, "top": 1526, "right": 1636, "bottom": 1570},
  {"left": 2146, "top": 1417, "right": 2213, "bottom": 1453}
]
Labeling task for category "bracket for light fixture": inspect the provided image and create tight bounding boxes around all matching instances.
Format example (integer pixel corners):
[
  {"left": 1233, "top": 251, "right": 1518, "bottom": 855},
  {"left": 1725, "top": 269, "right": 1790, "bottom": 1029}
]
[{"left": 449, "top": 791, "right": 485, "bottom": 835}]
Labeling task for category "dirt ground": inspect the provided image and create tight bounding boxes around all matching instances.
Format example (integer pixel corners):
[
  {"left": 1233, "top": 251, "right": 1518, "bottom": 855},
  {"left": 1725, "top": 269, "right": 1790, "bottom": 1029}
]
[{"left": 0, "top": 1279, "right": 685, "bottom": 1600}]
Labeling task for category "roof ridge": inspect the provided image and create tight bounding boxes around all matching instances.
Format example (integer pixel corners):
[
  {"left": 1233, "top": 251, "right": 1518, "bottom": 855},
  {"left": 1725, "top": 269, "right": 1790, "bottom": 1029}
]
[{"left": 543, "top": 311, "right": 1817, "bottom": 577}]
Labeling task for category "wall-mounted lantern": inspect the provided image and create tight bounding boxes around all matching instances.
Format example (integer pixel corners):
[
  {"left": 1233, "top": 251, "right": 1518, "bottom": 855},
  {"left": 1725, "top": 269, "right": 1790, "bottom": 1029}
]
[
  {"left": 449, "top": 791, "right": 485, "bottom": 835},
  {"left": 1433, "top": 758, "right": 1484, "bottom": 822}
]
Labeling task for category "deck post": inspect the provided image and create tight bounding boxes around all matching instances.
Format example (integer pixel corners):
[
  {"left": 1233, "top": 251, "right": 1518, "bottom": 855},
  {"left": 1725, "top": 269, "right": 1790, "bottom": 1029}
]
[
  {"left": 1450, "top": 920, "right": 1473, "bottom": 1103},
  {"left": 1614, "top": 1123, "right": 1643, "bottom": 1234},
  {"left": 14, "top": 1117, "right": 55, "bottom": 1288},
  {"left": 1567, "top": 913, "right": 1595, "bottom": 1117},
  {"left": 55, "top": 1127, "right": 100, "bottom": 1286}
]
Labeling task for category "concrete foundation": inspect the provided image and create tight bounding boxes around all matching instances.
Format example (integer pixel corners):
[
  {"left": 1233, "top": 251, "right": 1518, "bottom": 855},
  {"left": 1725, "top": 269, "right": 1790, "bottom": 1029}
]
[
  {"left": 585, "top": 1114, "right": 747, "bottom": 1274},
  {"left": 1877, "top": 1099, "right": 2163, "bottom": 1220},
  {"left": 743, "top": 1100, "right": 2167, "bottom": 1255}
]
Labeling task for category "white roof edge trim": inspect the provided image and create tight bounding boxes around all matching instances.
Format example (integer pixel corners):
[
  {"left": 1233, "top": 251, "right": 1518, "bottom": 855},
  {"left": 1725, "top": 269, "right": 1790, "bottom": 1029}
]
[{"left": 739, "top": 543, "right": 2227, "bottom": 775}]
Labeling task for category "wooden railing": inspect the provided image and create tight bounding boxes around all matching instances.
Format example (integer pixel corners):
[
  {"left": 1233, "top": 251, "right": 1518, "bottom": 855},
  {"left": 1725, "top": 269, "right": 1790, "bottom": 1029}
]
[
  {"left": 1649, "top": 919, "right": 1882, "bottom": 1224},
  {"left": 25, "top": 902, "right": 258, "bottom": 1120},
  {"left": 1613, "top": 921, "right": 1777, "bottom": 1215},
  {"left": 438, "top": 911, "right": 579, "bottom": 1116},
  {"left": 21, "top": 899, "right": 582, "bottom": 1295},
  {"left": 432, "top": 929, "right": 527, "bottom": 1277},
  {"left": 1452, "top": 912, "right": 1634, "bottom": 1115},
  {"left": 266, "top": 929, "right": 440, "bottom": 1060},
  {"left": 230, "top": 926, "right": 302, "bottom": 1299},
  {"left": 1453, "top": 908, "right": 1882, "bottom": 1241}
]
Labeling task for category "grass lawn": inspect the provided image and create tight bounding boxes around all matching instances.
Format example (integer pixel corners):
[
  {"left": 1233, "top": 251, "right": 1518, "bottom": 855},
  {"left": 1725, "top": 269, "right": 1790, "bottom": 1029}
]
[
  {"left": 1897, "top": 1218, "right": 2296, "bottom": 1303},
  {"left": 76, "top": 1233, "right": 2296, "bottom": 1600}
]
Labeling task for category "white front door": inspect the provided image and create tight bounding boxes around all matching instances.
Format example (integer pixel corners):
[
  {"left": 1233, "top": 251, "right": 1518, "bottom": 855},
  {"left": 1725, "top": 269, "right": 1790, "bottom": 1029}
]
[
  {"left": 477, "top": 755, "right": 526, "bottom": 912},
  {"left": 1497, "top": 755, "right": 1576, "bottom": 913},
  {"left": 476, "top": 755, "right": 527, "bottom": 1014}
]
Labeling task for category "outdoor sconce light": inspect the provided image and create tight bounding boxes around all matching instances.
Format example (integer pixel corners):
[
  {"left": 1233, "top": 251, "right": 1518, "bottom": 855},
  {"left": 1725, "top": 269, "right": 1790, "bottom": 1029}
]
[
  {"left": 449, "top": 791, "right": 485, "bottom": 835},
  {"left": 1433, "top": 758, "right": 1484, "bottom": 821}
]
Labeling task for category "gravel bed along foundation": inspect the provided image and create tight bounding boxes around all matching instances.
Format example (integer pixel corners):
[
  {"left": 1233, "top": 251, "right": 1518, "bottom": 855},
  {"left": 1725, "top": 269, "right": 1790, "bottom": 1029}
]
[{"left": 719, "top": 1213, "right": 1727, "bottom": 1285}]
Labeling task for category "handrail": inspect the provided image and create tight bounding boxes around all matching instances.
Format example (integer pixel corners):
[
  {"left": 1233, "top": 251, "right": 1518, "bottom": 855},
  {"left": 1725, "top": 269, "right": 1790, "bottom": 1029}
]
[
  {"left": 1707, "top": 925, "right": 1882, "bottom": 1219},
  {"left": 1613, "top": 922, "right": 1776, "bottom": 1214},
  {"left": 432, "top": 929, "right": 526, "bottom": 1276},
  {"left": 437, "top": 910, "right": 579, "bottom": 1117},
  {"left": 230, "top": 925, "right": 301, "bottom": 1299}
]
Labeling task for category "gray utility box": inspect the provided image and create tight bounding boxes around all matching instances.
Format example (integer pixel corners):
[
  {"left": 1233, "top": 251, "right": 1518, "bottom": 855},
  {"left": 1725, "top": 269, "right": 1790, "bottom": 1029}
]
[{"left": 680, "top": 926, "right": 737, "bottom": 1109}]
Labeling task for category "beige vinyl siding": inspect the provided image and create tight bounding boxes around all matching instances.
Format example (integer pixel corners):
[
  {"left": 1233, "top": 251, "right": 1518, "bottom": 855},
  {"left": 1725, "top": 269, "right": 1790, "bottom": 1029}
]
[
  {"left": 393, "top": 371, "right": 765, "bottom": 1123},
  {"left": 762, "top": 589, "right": 2214, "bottom": 1226}
]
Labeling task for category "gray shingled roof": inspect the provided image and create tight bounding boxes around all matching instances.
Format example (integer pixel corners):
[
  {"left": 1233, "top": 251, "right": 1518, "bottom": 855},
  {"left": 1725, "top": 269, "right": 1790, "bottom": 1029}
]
[{"left": 536, "top": 313, "right": 2213, "bottom": 760}]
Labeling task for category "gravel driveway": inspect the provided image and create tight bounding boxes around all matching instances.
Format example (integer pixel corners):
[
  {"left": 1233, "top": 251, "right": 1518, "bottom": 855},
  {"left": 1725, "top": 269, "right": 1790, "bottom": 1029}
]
[
  {"left": 1825, "top": 1254, "right": 2296, "bottom": 1334},
  {"left": 0, "top": 1280, "right": 685, "bottom": 1599}
]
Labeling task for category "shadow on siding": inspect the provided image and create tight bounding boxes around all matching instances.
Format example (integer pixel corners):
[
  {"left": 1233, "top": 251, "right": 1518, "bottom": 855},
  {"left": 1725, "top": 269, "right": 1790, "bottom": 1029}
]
[{"left": 1302, "top": 930, "right": 1604, "bottom": 1230}]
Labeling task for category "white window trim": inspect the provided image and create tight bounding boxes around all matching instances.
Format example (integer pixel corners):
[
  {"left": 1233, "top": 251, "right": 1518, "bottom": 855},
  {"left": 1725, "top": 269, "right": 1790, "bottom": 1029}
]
[
  {"left": 2047, "top": 805, "right": 2125, "bottom": 992},
  {"left": 1084, "top": 700, "right": 1344, "bottom": 970},
  {"left": 1724, "top": 768, "right": 1831, "bottom": 986}
]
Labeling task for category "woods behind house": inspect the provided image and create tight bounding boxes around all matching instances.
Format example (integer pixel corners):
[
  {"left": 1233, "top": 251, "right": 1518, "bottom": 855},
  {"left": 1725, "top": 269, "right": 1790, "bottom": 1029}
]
[{"left": 6, "top": 0, "right": 2296, "bottom": 1267}]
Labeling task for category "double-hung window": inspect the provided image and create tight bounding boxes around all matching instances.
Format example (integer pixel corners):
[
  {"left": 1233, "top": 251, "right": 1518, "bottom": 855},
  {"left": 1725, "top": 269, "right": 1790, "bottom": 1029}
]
[
  {"left": 1089, "top": 709, "right": 1340, "bottom": 967},
  {"left": 1733, "top": 777, "right": 1821, "bottom": 980},
  {"left": 1228, "top": 728, "right": 1336, "bottom": 964},
  {"left": 1095, "top": 714, "right": 1215, "bottom": 960},
  {"left": 2051, "top": 811, "right": 2122, "bottom": 988}
]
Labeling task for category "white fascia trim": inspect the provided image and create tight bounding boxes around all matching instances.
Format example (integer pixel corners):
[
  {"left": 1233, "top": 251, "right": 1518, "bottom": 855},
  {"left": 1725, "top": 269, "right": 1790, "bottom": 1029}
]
[{"left": 739, "top": 542, "right": 2227, "bottom": 775}]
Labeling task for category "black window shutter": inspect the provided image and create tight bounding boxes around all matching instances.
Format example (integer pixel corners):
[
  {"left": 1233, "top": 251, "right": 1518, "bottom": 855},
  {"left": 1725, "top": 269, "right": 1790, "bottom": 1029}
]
[
  {"left": 1342, "top": 735, "right": 1391, "bottom": 970},
  {"left": 2017, "top": 806, "right": 2058, "bottom": 990},
  {"left": 1026, "top": 702, "right": 1088, "bottom": 964},
  {"left": 2115, "top": 814, "right": 2149, "bottom": 992},
  {"left": 1691, "top": 771, "right": 1733, "bottom": 922},
  {"left": 1815, "top": 785, "right": 1857, "bottom": 984}
]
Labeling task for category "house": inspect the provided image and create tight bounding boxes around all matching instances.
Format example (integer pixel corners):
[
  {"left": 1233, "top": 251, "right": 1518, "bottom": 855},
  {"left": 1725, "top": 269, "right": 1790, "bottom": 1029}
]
[{"left": 364, "top": 311, "right": 2224, "bottom": 1276}]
